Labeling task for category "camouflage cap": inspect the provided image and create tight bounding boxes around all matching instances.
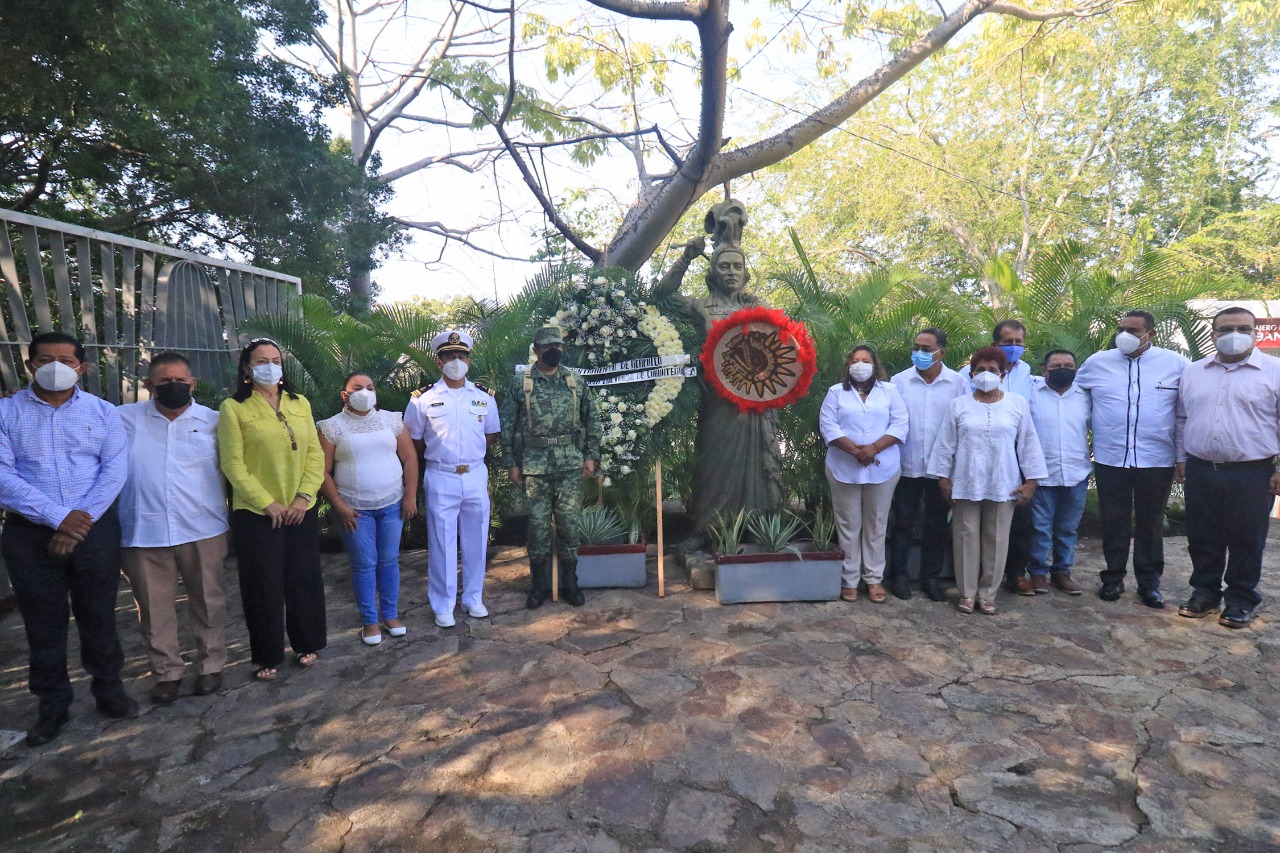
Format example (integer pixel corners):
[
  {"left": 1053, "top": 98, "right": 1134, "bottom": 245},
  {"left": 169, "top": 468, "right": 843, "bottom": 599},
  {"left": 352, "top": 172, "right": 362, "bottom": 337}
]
[{"left": 533, "top": 325, "right": 564, "bottom": 346}]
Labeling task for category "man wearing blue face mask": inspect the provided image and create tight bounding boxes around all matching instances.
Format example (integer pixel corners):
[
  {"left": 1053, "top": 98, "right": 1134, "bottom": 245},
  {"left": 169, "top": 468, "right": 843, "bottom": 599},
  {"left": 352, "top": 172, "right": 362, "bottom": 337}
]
[
  {"left": 0, "top": 332, "right": 135, "bottom": 747},
  {"left": 1174, "top": 307, "right": 1280, "bottom": 629},
  {"left": 1075, "top": 310, "right": 1189, "bottom": 608},
  {"left": 888, "top": 328, "right": 969, "bottom": 600}
]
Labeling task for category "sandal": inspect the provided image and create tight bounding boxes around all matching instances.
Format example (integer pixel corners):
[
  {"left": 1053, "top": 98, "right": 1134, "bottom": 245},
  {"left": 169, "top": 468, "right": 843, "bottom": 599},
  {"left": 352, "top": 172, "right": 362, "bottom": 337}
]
[
  {"left": 957, "top": 597, "right": 975, "bottom": 614},
  {"left": 295, "top": 653, "right": 319, "bottom": 668},
  {"left": 840, "top": 587, "right": 858, "bottom": 602},
  {"left": 867, "top": 583, "right": 887, "bottom": 603},
  {"left": 252, "top": 666, "right": 278, "bottom": 682},
  {"left": 978, "top": 599, "right": 997, "bottom": 615}
]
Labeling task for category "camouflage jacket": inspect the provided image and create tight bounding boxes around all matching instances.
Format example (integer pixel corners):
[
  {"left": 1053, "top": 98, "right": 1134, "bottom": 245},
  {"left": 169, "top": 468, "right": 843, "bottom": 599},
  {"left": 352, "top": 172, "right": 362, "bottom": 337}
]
[{"left": 500, "top": 366, "right": 602, "bottom": 475}]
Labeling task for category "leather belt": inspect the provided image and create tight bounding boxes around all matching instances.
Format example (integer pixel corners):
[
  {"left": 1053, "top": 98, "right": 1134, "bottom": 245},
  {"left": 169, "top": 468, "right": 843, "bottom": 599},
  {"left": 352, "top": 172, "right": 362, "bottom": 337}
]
[
  {"left": 424, "top": 460, "right": 483, "bottom": 474},
  {"left": 1187, "top": 455, "right": 1276, "bottom": 471}
]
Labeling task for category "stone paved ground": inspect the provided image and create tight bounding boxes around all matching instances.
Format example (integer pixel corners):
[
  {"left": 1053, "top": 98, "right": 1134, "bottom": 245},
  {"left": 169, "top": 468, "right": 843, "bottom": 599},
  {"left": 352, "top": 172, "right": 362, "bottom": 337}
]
[{"left": 2, "top": 527, "right": 1280, "bottom": 852}]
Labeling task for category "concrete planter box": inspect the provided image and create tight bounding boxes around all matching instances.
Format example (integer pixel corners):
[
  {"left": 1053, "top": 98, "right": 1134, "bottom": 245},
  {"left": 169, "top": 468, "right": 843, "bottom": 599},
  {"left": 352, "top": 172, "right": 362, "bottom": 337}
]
[
  {"left": 714, "top": 545, "right": 844, "bottom": 604},
  {"left": 577, "top": 542, "right": 647, "bottom": 589}
]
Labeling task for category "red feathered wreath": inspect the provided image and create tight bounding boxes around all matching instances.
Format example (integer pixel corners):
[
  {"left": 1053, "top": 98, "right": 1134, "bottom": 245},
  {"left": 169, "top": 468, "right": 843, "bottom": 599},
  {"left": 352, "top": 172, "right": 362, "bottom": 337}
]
[{"left": 700, "top": 306, "right": 817, "bottom": 413}]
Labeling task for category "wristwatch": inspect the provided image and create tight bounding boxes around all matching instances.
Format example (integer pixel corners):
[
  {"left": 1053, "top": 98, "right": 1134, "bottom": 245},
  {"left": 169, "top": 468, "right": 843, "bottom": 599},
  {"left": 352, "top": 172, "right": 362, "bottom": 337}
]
[{"left": 295, "top": 492, "right": 313, "bottom": 502}]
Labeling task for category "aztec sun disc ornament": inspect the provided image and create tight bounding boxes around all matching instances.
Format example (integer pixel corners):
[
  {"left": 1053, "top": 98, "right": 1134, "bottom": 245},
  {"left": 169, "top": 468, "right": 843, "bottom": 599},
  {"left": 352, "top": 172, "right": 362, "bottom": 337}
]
[{"left": 701, "top": 306, "right": 817, "bottom": 413}]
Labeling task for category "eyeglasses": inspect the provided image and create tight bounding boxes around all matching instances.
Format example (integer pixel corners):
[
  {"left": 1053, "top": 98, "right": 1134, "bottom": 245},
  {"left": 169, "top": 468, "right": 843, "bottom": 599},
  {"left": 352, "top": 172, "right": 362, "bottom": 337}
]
[
  {"left": 277, "top": 411, "right": 297, "bottom": 451},
  {"left": 1214, "top": 324, "right": 1255, "bottom": 335}
]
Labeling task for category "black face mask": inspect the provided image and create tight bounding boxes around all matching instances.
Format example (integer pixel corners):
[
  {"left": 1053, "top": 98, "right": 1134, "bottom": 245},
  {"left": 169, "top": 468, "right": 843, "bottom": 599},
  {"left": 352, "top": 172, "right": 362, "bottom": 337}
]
[
  {"left": 153, "top": 381, "right": 192, "bottom": 409},
  {"left": 1045, "top": 367, "right": 1076, "bottom": 389},
  {"left": 540, "top": 348, "right": 563, "bottom": 368}
]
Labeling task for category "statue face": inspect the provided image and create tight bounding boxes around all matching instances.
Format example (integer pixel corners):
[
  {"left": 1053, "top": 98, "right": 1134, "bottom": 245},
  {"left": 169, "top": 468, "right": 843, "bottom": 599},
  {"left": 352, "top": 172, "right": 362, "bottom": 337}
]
[{"left": 713, "top": 252, "right": 746, "bottom": 295}]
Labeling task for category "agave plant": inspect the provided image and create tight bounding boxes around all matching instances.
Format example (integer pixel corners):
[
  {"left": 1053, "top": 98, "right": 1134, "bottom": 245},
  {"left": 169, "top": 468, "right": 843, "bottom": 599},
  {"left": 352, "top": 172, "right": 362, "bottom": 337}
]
[
  {"left": 746, "top": 510, "right": 806, "bottom": 558},
  {"left": 579, "top": 506, "right": 628, "bottom": 546},
  {"left": 805, "top": 504, "right": 837, "bottom": 551},
  {"left": 709, "top": 508, "right": 748, "bottom": 557}
]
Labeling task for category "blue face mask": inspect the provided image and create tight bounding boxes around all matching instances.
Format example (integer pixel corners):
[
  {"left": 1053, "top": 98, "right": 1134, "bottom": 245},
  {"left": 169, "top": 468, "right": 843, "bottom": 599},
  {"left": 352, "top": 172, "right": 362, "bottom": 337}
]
[
  {"left": 999, "top": 344, "right": 1025, "bottom": 364},
  {"left": 911, "top": 350, "right": 936, "bottom": 371}
]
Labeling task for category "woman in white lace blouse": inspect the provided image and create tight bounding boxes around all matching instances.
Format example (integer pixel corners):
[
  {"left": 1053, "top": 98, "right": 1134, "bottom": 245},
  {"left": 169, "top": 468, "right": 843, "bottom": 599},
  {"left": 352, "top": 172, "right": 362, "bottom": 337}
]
[
  {"left": 927, "top": 346, "right": 1047, "bottom": 615},
  {"left": 317, "top": 373, "right": 419, "bottom": 645}
]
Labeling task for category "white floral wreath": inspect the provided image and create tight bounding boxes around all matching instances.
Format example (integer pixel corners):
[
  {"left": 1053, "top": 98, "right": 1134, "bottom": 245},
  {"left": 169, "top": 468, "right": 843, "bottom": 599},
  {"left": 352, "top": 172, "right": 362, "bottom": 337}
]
[{"left": 542, "top": 275, "right": 686, "bottom": 477}]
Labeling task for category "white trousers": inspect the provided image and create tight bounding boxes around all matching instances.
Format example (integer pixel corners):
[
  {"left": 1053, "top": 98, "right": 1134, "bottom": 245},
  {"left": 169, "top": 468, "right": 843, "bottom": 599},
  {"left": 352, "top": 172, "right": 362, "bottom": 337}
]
[
  {"left": 951, "top": 499, "right": 1016, "bottom": 602},
  {"left": 424, "top": 465, "right": 490, "bottom": 616},
  {"left": 826, "top": 469, "right": 900, "bottom": 587}
]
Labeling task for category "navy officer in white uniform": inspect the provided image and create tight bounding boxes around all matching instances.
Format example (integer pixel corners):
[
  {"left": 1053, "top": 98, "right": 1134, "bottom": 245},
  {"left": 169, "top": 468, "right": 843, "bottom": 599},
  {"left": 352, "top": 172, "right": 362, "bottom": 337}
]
[{"left": 404, "top": 330, "right": 501, "bottom": 627}]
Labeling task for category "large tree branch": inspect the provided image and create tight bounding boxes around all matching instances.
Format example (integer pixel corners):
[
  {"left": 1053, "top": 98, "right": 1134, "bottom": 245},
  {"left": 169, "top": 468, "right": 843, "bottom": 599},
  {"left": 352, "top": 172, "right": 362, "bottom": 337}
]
[
  {"left": 985, "top": 0, "right": 1122, "bottom": 21},
  {"left": 393, "top": 218, "right": 534, "bottom": 262},
  {"left": 379, "top": 147, "right": 504, "bottom": 183},
  {"left": 584, "top": 0, "right": 701, "bottom": 22}
]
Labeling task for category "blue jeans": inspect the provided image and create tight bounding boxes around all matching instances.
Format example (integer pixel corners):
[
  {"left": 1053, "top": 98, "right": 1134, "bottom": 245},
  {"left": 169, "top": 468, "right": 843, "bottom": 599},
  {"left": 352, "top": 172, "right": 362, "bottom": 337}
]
[
  {"left": 339, "top": 503, "right": 403, "bottom": 625},
  {"left": 1028, "top": 481, "right": 1088, "bottom": 576}
]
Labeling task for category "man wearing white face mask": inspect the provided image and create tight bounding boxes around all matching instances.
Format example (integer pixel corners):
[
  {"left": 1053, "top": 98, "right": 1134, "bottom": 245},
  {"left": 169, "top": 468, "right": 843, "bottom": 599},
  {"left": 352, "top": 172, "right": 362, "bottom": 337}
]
[
  {"left": 0, "top": 332, "right": 135, "bottom": 747},
  {"left": 1174, "top": 307, "right": 1280, "bottom": 629},
  {"left": 405, "top": 330, "right": 500, "bottom": 627},
  {"left": 1075, "top": 310, "right": 1189, "bottom": 608}
]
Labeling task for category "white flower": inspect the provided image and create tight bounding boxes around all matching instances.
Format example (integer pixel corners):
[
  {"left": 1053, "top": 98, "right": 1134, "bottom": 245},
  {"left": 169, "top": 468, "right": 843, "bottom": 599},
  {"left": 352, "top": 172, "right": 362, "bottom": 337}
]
[
  {"left": 610, "top": 426, "right": 623, "bottom": 438},
  {"left": 620, "top": 465, "right": 632, "bottom": 475},
  {"left": 594, "top": 276, "right": 608, "bottom": 286},
  {"left": 610, "top": 412, "right": 622, "bottom": 424},
  {"left": 626, "top": 430, "right": 637, "bottom": 440}
]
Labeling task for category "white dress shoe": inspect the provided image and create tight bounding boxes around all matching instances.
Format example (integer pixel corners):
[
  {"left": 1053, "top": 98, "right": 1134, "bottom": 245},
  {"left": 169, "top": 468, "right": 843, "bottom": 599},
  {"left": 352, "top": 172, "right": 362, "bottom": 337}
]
[
  {"left": 384, "top": 623, "right": 407, "bottom": 637},
  {"left": 464, "top": 602, "right": 489, "bottom": 619},
  {"left": 434, "top": 612, "right": 456, "bottom": 628},
  {"left": 361, "top": 631, "right": 383, "bottom": 646}
]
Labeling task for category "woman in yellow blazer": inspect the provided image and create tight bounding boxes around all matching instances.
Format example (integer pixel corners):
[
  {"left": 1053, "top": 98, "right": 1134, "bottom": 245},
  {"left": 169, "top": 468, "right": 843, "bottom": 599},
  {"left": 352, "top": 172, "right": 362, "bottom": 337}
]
[{"left": 218, "top": 338, "right": 326, "bottom": 681}]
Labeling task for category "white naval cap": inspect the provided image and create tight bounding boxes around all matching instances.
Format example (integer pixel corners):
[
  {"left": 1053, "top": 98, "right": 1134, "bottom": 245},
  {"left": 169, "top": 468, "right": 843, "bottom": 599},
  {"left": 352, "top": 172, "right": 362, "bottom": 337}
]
[{"left": 431, "top": 329, "right": 473, "bottom": 355}]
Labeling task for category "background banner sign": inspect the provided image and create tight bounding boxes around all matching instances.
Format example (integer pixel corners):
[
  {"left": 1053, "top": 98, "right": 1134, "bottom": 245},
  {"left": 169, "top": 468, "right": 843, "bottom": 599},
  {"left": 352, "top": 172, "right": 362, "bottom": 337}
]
[
  {"left": 516, "top": 353, "right": 692, "bottom": 376},
  {"left": 1257, "top": 319, "right": 1280, "bottom": 350},
  {"left": 585, "top": 365, "right": 699, "bottom": 387}
]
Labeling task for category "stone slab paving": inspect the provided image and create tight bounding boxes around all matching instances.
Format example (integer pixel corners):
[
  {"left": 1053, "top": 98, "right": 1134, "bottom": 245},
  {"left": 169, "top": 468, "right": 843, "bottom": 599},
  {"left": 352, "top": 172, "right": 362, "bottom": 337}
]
[{"left": 2, "top": 528, "right": 1280, "bottom": 851}]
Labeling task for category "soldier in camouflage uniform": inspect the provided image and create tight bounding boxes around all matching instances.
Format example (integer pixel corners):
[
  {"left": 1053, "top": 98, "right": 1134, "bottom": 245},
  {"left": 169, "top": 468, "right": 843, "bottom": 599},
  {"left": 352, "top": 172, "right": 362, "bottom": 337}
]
[{"left": 500, "top": 326, "right": 602, "bottom": 608}]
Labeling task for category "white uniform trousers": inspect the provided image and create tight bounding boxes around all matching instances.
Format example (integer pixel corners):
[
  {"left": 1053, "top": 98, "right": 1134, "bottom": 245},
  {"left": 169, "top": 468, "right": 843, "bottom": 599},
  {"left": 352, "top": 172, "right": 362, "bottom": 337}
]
[{"left": 424, "top": 464, "right": 490, "bottom": 616}]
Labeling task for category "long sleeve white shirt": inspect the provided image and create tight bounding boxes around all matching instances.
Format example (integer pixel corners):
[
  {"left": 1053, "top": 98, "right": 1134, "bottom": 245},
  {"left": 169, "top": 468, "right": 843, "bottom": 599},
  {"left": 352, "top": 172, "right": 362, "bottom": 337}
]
[
  {"left": 1075, "top": 346, "right": 1188, "bottom": 469},
  {"left": 819, "top": 381, "right": 909, "bottom": 484},
  {"left": 890, "top": 365, "right": 971, "bottom": 478},
  {"left": 117, "top": 400, "right": 229, "bottom": 548},
  {"left": 1029, "top": 382, "right": 1092, "bottom": 487},
  {"left": 1176, "top": 348, "right": 1280, "bottom": 463},
  {"left": 927, "top": 393, "right": 1048, "bottom": 502}
]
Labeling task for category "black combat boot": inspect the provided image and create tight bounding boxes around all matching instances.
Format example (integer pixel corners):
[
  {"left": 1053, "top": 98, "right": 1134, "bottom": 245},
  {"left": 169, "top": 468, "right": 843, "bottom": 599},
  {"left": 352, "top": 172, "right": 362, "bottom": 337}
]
[{"left": 527, "top": 558, "right": 551, "bottom": 609}]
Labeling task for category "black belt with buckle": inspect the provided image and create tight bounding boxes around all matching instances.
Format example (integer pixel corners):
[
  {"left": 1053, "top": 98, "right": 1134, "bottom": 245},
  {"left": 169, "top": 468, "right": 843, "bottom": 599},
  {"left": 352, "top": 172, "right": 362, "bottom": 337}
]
[{"left": 1187, "top": 455, "right": 1276, "bottom": 471}]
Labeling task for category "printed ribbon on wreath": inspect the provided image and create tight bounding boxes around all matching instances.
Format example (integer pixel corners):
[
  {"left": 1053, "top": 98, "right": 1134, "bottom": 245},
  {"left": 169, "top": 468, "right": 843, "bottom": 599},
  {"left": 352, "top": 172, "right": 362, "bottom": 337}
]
[{"left": 700, "top": 306, "right": 817, "bottom": 413}]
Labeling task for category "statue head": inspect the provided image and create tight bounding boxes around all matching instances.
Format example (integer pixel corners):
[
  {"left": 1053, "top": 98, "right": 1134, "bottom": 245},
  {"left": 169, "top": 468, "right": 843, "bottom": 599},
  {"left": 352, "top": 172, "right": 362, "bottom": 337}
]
[{"left": 706, "top": 246, "right": 749, "bottom": 298}]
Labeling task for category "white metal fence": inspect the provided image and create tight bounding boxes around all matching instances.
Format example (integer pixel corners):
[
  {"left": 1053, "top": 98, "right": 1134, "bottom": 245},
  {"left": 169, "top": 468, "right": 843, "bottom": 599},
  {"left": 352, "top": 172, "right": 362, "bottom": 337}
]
[{"left": 0, "top": 208, "right": 301, "bottom": 402}]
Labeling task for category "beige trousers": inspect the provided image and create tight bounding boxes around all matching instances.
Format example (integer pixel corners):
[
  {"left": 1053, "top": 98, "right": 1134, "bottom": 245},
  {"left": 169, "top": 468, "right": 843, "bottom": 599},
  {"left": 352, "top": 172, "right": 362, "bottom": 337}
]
[
  {"left": 951, "top": 500, "right": 1016, "bottom": 602},
  {"left": 122, "top": 533, "right": 230, "bottom": 682},
  {"left": 826, "top": 470, "right": 900, "bottom": 587}
]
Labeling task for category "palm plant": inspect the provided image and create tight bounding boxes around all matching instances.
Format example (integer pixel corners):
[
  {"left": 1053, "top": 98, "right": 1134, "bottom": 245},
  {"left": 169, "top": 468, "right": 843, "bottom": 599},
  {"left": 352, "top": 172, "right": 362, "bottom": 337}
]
[
  {"left": 709, "top": 508, "right": 748, "bottom": 557},
  {"left": 981, "top": 241, "right": 1219, "bottom": 361},
  {"left": 579, "top": 506, "right": 628, "bottom": 545},
  {"left": 745, "top": 510, "right": 806, "bottom": 557},
  {"left": 805, "top": 504, "right": 838, "bottom": 551}
]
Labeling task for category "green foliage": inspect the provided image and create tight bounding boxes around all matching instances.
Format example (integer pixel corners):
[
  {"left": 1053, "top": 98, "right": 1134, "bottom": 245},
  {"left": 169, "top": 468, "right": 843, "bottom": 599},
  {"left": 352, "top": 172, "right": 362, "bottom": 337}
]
[
  {"left": 0, "top": 0, "right": 390, "bottom": 301},
  {"left": 709, "top": 508, "right": 748, "bottom": 557},
  {"left": 745, "top": 511, "right": 805, "bottom": 558},
  {"left": 805, "top": 505, "right": 837, "bottom": 552},
  {"left": 578, "top": 506, "right": 628, "bottom": 546}
]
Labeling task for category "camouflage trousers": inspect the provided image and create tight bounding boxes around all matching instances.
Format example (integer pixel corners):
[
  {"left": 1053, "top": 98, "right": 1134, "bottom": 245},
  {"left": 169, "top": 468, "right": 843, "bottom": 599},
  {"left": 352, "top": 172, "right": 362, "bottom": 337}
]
[{"left": 525, "top": 470, "right": 582, "bottom": 590}]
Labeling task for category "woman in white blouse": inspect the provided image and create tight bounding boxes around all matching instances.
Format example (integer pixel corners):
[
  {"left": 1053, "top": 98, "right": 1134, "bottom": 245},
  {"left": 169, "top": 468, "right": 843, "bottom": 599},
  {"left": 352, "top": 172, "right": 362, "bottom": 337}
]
[
  {"left": 318, "top": 373, "right": 419, "bottom": 645},
  {"left": 927, "top": 346, "right": 1047, "bottom": 615},
  {"left": 819, "top": 345, "right": 909, "bottom": 602}
]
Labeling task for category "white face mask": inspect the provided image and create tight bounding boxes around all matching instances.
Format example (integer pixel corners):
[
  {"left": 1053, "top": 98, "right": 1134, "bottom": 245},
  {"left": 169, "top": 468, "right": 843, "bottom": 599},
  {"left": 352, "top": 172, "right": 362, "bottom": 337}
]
[
  {"left": 848, "top": 362, "right": 874, "bottom": 383},
  {"left": 34, "top": 361, "right": 81, "bottom": 392},
  {"left": 1216, "top": 331, "right": 1254, "bottom": 357},
  {"left": 252, "top": 363, "right": 283, "bottom": 386},
  {"left": 972, "top": 371, "right": 1002, "bottom": 393},
  {"left": 1114, "top": 331, "right": 1144, "bottom": 355},
  {"left": 442, "top": 359, "right": 470, "bottom": 381},
  {"left": 346, "top": 389, "right": 376, "bottom": 412}
]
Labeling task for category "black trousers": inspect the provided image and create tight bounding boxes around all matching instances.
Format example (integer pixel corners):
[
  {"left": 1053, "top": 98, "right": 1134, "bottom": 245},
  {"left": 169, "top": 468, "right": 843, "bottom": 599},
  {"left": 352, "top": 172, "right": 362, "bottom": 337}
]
[
  {"left": 1184, "top": 457, "right": 1273, "bottom": 611},
  {"left": 887, "top": 476, "right": 950, "bottom": 583},
  {"left": 1093, "top": 463, "right": 1175, "bottom": 588},
  {"left": 231, "top": 508, "right": 326, "bottom": 668},
  {"left": 1, "top": 508, "right": 127, "bottom": 717},
  {"left": 1003, "top": 502, "right": 1035, "bottom": 580}
]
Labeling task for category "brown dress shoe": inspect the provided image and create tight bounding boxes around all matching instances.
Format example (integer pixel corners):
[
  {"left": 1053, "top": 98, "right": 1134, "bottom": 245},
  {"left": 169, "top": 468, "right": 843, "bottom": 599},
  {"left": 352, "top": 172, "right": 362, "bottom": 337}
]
[
  {"left": 1051, "top": 572, "right": 1083, "bottom": 595},
  {"left": 1030, "top": 575, "right": 1050, "bottom": 594},
  {"left": 1012, "top": 577, "right": 1036, "bottom": 596}
]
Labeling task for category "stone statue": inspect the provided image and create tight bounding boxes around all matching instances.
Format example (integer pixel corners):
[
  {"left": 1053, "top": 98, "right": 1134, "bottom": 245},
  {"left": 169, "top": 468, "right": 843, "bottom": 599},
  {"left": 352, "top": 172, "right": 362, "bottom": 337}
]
[{"left": 656, "top": 200, "right": 785, "bottom": 541}]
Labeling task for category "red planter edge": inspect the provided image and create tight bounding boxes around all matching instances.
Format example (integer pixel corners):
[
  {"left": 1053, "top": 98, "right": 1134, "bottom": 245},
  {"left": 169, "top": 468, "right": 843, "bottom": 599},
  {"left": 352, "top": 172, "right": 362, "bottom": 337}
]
[
  {"left": 714, "top": 549, "right": 844, "bottom": 565},
  {"left": 579, "top": 542, "right": 647, "bottom": 557}
]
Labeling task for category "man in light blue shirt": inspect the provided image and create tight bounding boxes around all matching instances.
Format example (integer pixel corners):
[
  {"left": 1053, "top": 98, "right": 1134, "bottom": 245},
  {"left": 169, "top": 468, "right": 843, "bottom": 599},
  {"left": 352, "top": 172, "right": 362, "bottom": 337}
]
[
  {"left": 0, "top": 332, "right": 135, "bottom": 747},
  {"left": 1027, "top": 350, "right": 1092, "bottom": 595}
]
